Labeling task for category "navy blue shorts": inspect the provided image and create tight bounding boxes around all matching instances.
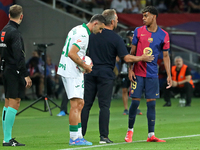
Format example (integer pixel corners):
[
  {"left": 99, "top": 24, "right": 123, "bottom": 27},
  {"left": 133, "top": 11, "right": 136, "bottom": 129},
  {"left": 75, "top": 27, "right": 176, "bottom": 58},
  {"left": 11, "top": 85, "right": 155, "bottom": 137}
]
[{"left": 129, "top": 75, "right": 159, "bottom": 99}]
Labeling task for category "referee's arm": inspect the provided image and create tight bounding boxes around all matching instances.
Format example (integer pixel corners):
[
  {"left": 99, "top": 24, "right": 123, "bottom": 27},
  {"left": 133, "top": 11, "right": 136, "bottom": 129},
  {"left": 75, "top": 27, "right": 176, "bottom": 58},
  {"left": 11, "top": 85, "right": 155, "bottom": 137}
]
[{"left": 11, "top": 31, "right": 29, "bottom": 77}]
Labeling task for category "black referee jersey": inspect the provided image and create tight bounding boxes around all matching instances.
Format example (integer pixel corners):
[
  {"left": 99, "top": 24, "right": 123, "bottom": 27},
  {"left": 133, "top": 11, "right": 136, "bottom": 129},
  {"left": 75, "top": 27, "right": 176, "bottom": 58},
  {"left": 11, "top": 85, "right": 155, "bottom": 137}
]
[{"left": 0, "top": 20, "right": 28, "bottom": 77}]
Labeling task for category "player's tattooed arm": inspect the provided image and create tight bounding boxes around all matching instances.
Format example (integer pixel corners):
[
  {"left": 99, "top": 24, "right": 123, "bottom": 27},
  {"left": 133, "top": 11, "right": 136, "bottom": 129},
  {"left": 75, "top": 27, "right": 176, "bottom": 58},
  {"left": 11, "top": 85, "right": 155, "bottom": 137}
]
[
  {"left": 76, "top": 57, "right": 84, "bottom": 65},
  {"left": 68, "top": 45, "right": 85, "bottom": 68}
]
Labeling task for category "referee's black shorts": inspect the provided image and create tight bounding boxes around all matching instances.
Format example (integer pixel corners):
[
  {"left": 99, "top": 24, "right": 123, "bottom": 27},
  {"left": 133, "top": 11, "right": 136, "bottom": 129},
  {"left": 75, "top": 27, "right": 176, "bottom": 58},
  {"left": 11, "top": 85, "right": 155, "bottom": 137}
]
[{"left": 3, "top": 67, "right": 26, "bottom": 99}]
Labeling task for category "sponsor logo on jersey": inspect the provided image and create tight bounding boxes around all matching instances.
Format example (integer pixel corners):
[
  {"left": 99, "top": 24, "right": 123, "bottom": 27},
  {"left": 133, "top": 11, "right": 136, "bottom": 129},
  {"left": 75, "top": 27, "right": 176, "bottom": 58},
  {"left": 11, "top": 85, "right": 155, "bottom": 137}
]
[
  {"left": 1, "top": 37, "right": 4, "bottom": 42},
  {"left": 76, "top": 39, "right": 81, "bottom": 43},
  {"left": 143, "top": 47, "right": 153, "bottom": 56},
  {"left": 1, "top": 32, "right": 6, "bottom": 42},
  {"left": 58, "top": 63, "right": 66, "bottom": 70},
  {"left": 0, "top": 43, "right": 7, "bottom": 47},
  {"left": 141, "top": 34, "right": 146, "bottom": 36},
  {"left": 81, "top": 35, "right": 86, "bottom": 37},
  {"left": 148, "top": 37, "right": 153, "bottom": 43},
  {"left": 1, "top": 32, "right": 6, "bottom": 36}
]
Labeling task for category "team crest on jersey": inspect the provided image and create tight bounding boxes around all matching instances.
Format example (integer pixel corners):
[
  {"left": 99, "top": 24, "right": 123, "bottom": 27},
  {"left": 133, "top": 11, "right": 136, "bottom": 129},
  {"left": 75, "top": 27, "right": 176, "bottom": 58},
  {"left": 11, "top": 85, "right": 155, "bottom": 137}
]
[
  {"left": 131, "top": 90, "right": 134, "bottom": 94},
  {"left": 143, "top": 47, "right": 153, "bottom": 56},
  {"left": 76, "top": 39, "right": 82, "bottom": 43},
  {"left": 148, "top": 37, "right": 153, "bottom": 43}
]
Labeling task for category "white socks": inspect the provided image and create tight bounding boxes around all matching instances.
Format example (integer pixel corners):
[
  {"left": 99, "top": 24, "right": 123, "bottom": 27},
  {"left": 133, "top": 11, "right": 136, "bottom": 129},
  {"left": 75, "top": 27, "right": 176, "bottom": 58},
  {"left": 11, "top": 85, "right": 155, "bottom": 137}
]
[
  {"left": 78, "top": 127, "right": 83, "bottom": 139},
  {"left": 70, "top": 131, "right": 78, "bottom": 141},
  {"left": 128, "top": 128, "right": 134, "bottom": 132},
  {"left": 148, "top": 132, "right": 154, "bottom": 138}
]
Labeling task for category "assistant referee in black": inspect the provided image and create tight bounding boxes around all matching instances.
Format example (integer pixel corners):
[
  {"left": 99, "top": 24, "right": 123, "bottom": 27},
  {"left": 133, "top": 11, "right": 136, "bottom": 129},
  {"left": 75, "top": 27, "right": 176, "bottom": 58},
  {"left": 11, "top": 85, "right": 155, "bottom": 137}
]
[{"left": 0, "top": 4, "right": 32, "bottom": 146}]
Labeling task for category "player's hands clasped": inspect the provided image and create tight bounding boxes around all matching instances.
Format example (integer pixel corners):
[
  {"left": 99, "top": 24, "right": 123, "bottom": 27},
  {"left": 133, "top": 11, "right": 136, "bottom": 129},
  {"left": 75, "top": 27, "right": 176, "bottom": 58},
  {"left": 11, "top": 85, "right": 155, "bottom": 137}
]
[
  {"left": 25, "top": 76, "right": 32, "bottom": 88},
  {"left": 84, "top": 64, "right": 93, "bottom": 74},
  {"left": 142, "top": 54, "right": 155, "bottom": 62}
]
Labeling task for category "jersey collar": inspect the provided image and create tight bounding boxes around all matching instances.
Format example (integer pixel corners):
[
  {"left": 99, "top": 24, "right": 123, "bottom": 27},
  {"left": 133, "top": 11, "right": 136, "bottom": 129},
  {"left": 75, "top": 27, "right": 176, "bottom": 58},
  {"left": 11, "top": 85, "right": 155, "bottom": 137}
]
[
  {"left": 82, "top": 23, "right": 91, "bottom": 35},
  {"left": 145, "top": 25, "right": 159, "bottom": 33},
  {"left": 9, "top": 20, "right": 20, "bottom": 29}
]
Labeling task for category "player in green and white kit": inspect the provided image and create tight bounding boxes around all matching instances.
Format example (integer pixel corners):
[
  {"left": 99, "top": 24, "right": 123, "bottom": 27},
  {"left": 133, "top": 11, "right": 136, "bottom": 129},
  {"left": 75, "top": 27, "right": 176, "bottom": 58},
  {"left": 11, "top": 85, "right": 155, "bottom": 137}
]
[{"left": 57, "top": 14, "right": 105, "bottom": 146}]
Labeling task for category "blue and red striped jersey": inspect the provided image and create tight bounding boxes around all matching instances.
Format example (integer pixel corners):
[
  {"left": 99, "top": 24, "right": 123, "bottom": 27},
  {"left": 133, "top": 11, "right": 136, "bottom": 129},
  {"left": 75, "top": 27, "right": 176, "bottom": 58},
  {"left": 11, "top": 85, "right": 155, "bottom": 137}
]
[{"left": 132, "top": 25, "right": 170, "bottom": 78}]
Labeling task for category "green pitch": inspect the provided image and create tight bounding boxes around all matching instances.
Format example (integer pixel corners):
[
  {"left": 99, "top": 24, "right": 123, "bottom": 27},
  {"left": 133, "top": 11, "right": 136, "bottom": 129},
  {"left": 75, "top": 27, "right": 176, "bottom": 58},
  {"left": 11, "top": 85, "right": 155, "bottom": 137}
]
[{"left": 0, "top": 97, "right": 200, "bottom": 150}]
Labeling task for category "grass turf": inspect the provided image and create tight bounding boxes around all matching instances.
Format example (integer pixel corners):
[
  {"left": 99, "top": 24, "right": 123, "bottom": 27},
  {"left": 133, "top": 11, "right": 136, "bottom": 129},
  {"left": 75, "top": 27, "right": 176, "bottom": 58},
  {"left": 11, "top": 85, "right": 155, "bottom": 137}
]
[{"left": 0, "top": 97, "right": 200, "bottom": 150}]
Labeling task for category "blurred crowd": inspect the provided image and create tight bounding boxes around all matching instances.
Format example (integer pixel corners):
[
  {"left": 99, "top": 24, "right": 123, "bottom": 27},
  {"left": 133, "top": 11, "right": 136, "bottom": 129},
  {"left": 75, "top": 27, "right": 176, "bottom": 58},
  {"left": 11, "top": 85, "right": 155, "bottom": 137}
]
[
  {"left": 24, "top": 49, "right": 64, "bottom": 100},
  {"left": 41, "top": 0, "right": 200, "bottom": 14}
]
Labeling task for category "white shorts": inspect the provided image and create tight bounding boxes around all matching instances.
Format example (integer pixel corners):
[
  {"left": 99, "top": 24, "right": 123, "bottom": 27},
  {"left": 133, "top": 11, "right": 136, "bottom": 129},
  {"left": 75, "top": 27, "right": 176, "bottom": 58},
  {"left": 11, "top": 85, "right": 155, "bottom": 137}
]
[{"left": 61, "top": 76, "right": 84, "bottom": 99}]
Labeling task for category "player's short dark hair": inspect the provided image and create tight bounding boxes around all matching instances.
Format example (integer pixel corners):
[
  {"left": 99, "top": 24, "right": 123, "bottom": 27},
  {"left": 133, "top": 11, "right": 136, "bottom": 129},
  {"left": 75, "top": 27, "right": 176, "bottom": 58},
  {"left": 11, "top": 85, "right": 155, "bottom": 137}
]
[
  {"left": 102, "top": 9, "right": 116, "bottom": 26},
  {"left": 9, "top": 4, "right": 23, "bottom": 19},
  {"left": 142, "top": 6, "right": 158, "bottom": 18},
  {"left": 89, "top": 14, "right": 106, "bottom": 24}
]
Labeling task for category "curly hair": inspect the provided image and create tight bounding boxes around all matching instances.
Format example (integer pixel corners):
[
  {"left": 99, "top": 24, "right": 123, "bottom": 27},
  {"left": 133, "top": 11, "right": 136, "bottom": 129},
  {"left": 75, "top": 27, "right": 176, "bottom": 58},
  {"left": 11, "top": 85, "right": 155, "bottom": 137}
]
[{"left": 142, "top": 6, "right": 158, "bottom": 18}]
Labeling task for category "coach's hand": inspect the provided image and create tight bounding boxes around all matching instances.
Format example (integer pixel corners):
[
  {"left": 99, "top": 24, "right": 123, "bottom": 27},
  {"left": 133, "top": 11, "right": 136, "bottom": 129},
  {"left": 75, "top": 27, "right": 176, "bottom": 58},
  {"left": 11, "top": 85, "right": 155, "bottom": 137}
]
[
  {"left": 141, "top": 54, "right": 154, "bottom": 62},
  {"left": 25, "top": 76, "right": 32, "bottom": 88}
]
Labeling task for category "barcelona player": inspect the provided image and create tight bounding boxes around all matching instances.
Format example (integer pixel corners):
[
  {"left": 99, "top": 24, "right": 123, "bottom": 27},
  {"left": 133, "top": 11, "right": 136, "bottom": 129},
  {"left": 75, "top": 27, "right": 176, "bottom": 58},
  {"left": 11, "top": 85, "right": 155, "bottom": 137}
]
[{"left": 125, "top": 6, "right": 172, "bottom": 142}]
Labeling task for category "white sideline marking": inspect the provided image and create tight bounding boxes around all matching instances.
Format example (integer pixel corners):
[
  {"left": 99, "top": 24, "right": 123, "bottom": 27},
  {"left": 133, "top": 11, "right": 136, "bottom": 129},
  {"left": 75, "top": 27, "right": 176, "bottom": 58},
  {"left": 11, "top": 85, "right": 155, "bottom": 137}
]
[{"left": 59, "top": 134, "right": 200, "bottom": 150}]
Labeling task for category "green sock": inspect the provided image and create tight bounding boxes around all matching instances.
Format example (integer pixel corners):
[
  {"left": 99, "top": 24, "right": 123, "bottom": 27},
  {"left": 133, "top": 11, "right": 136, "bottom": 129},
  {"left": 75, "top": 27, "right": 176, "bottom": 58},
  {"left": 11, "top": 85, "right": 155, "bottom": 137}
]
[
  {"left": 78, "top": 123, "right": 81, "bottom": 128},
  {"left": 4, "top": 107, "right": 17, "bottom": 142},
  {"left": 2, "top": 106, "right": 7, "bottom": 138}
]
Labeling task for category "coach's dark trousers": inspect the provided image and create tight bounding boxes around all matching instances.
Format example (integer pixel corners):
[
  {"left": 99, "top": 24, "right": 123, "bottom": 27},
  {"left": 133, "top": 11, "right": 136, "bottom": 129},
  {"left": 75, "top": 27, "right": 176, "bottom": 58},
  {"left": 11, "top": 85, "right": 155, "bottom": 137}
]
[
  {"left": 81, "top": 75, "right": 114, "bottom": 138},
  {"left": 164, "top": 82, "right": 193, "bottom": 105},
  {"left": 60, "top": 91, "right": 69, "bottom": 114}
]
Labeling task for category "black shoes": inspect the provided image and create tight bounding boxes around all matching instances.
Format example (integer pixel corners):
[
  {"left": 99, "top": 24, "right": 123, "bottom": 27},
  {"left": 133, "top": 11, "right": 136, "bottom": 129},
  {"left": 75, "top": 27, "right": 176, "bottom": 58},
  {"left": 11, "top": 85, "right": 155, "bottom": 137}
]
[
  {"left": 3, "top": 138, "right": 25, "bottom": 146},
  {"left": 163, "top": 102, "right": 171, "bottom": 107},
  {"left": 99, "top": 136, "right": 113, "bottom": 144}
]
